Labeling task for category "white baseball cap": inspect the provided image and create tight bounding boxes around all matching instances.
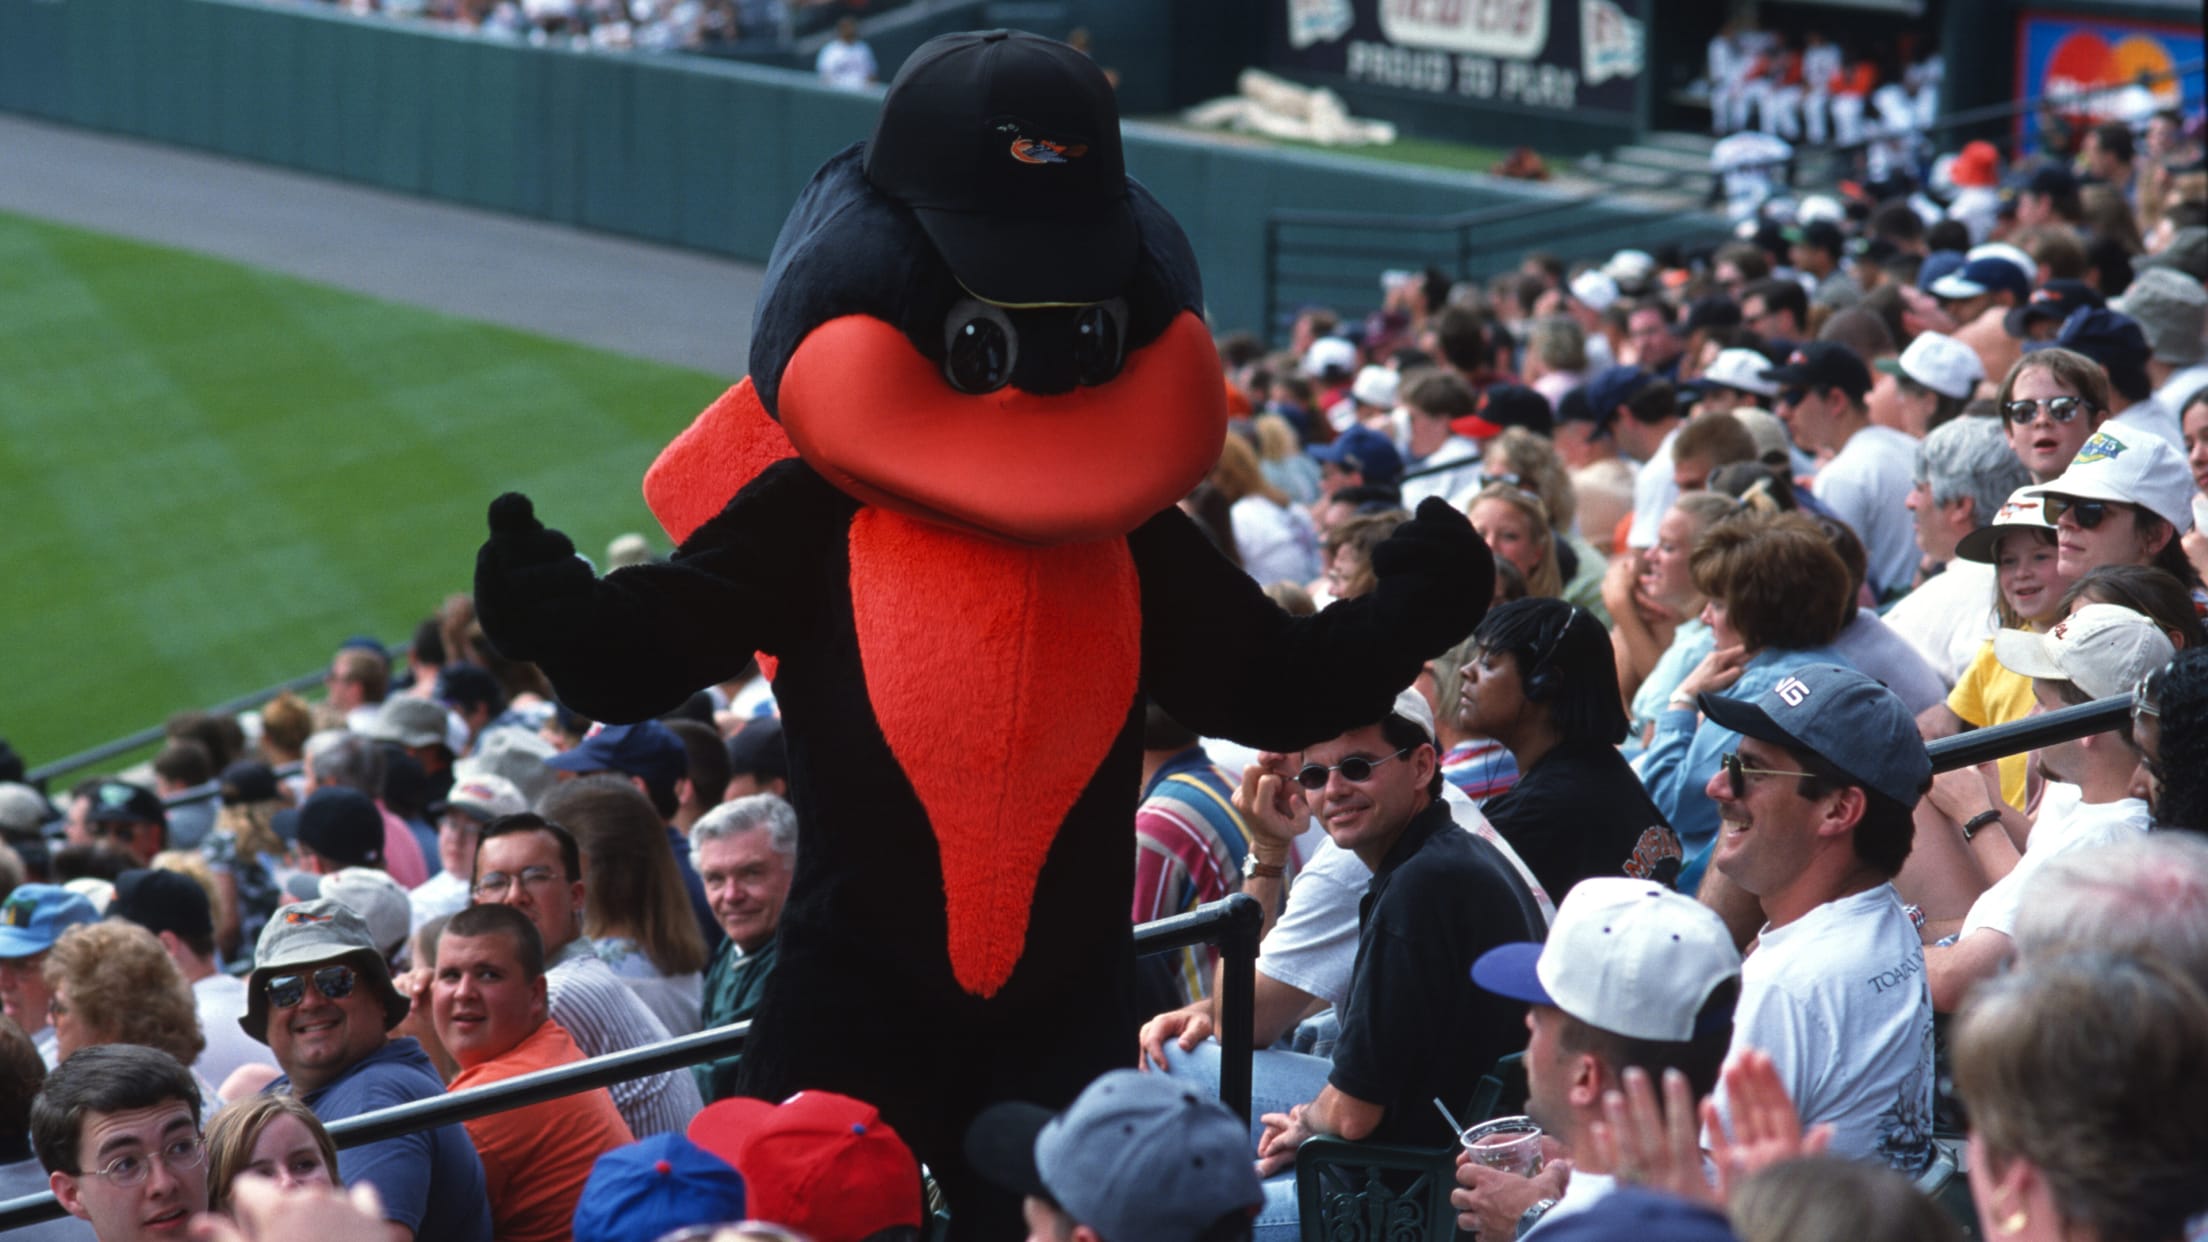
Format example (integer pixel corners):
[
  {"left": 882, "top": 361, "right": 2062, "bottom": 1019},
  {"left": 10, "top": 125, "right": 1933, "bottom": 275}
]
[
  {"left": 1968, "top": 242, "right": 2037, "bottom": 287},
  {"left": 1301, "top": 337, "right": 1358, "bottom": 379},
  {"left": 1351, "top": 365, "right": 1400, "bottom": 409},
  {"left": 1698, "top": 347, "right": 1782, "bottom": 398},
  {"left": 1471, "top": 877, "right": 1740, "bottom": 1042},
  {"left": 1991, "top": 603, "right": 2176, "bottom": 699},
  {"left": 1390, "top": 686, "right": 1437, "bottom": 744},
  {"left": 442, "top": 772, "right": 528, "bottom": 823},
  {"left": 1954, "top": 486, "right": 2059, "bottom": 564},
  {"left": 1877, "top": 331, "right": 1985, "bottom": 400},
  {"left": 2024, "top": 422, "right": 2197, "bottom": 534},
  {"left": 1569, "top": 270, "right": 1621, "bottom": 313}
]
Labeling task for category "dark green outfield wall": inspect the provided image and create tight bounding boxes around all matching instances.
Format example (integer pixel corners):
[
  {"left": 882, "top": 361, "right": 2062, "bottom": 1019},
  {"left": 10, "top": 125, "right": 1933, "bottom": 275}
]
[{"left": 0, "top": 0, "right": 1723, "bottom": 337}]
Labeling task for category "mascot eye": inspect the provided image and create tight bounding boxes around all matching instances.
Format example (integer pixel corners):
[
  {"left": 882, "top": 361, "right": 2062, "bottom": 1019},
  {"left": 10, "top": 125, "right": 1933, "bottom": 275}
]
[
  {"left": 943, "top": 302, "right": 1018, "bottom": 394},
  {"left": 1072, "top": 300, "right": 1128, "bottom": 387}
]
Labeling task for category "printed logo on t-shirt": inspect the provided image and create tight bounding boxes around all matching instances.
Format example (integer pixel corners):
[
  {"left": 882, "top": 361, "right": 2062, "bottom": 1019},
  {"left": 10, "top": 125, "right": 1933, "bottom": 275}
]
[{"left": 1622, "top": 825, "right": 1684, "bottom": 887}]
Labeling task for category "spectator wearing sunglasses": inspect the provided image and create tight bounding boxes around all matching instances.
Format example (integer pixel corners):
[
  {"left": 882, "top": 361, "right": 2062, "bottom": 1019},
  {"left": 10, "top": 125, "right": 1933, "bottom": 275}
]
[
  {"left": 1693, "top": 663, "right": 1936, "bottom": 1176},
  {"left": 242, "top": 898, "right": 490, "bottom": 1242},
  {"left": 82, "top": 783, "right": 165, "bottom": 869},
  {"left": 31, "top": 1044, "right": 208, "bottom": 1242},
  {"left": 1214, "top": 699, "right": 1544, "bottom": 1238},
  {"left": 2022, "top": 419, "right": 2204, "bottom": 598},
  {"left": 1994, "top": 347, "right": 2111, "bottom": 484}
]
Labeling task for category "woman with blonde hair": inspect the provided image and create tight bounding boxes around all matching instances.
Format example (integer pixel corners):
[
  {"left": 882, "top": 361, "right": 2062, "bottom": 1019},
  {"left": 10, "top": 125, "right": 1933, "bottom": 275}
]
[
  {"left": 1613, "top": 492, "right": 1742, "bottom": 746},
  {"left": 204, "top": 1094, "right": 338, "bottom": 1214},
  {"left": 1482, "top": 427, "right": 1610, "bottom": 620},
  {"left": 43, "top": 921, "right": 211, "bottom": 1099},
  {"left": 1467, "top": 484, "right": 1564, "bottom": 598},
  {"left": 1251, "top": 411, "right": 1321, "bottom": 504},
  {"left": 539, "top": 776, "right": 709, "bottom": 1035},
  {"left": 1211, "top": 432, "right": 1320, "bottom": 587}
]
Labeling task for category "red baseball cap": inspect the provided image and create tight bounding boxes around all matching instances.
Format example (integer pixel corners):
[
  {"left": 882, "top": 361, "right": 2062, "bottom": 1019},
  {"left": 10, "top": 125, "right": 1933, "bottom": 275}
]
[{"left": 689, "top": 1092, "right": 924, "bottom": 1241}]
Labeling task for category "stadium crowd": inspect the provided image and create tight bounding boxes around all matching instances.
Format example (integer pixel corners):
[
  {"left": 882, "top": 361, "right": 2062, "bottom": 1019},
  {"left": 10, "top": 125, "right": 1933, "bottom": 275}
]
[{"left": 2, "top": 97, "right": 2207, "bottom": 1242}]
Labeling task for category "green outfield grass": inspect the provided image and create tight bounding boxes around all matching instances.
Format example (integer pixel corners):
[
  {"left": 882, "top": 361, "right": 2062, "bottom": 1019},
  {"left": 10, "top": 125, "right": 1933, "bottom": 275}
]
[{"left": 0, "top": 210, "right": 734, "bottom": 772}]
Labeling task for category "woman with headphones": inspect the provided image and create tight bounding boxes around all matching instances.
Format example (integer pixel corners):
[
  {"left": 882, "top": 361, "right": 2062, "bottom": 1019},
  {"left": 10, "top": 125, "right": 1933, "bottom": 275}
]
[{"left": 1456, "top": 598, "right": 1685, "bottom": 899}]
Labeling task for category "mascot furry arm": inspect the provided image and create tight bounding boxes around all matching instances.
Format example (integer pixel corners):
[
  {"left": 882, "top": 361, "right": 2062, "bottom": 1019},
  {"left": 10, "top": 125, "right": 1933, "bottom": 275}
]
[{"left": 474, "top": 29, "right": 1492, "bottom": 1241}]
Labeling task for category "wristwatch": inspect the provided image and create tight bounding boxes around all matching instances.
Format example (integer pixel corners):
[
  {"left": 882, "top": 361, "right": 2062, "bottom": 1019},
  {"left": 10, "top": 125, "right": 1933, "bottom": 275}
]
[
  {"left": 1517, "top": 1198, "right": 1559, "bottom": 1238},
  {"left": 1243, "top": 852, "right": 1285, "bottom": 880}
]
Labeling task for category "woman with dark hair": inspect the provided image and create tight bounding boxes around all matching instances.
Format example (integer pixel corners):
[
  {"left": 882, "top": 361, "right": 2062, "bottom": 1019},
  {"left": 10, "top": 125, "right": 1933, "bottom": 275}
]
[
  {"left": 1459, "top": 598, "right": 1684, "bottom": 897},
  {"left": 537, "top": 777, "right": 708, "bottom": 1036},
  {"left": 1637, "top": 511, "right": 1855, "bottom": 888},
  {"left": 2060, "top": 564, "right": 2208, "bottom": 651},
  {"left": 2134, "top": 648, "right": 2208, "bottom": 832}
]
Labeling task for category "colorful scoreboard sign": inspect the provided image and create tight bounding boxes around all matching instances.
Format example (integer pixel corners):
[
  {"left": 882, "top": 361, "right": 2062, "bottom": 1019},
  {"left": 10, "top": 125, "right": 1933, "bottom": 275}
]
[
  {"left": 1271, "top": 0, "right": 1649, "bottom": 120},
  {"left": 2016, "top": 13, "right": 2203, "bottom": 153}
]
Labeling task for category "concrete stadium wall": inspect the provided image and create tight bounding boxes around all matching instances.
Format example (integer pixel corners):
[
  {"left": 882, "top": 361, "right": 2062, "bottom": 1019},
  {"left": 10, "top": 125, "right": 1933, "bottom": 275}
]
[{"left": 0, "top": 0, "right": 1723, "bottom": 337}]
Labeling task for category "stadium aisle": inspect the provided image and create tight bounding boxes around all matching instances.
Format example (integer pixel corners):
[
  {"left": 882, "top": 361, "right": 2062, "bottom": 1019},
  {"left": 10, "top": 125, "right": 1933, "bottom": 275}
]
[{"left": 0, "top": 114, "right": 764, "bottom": 377}]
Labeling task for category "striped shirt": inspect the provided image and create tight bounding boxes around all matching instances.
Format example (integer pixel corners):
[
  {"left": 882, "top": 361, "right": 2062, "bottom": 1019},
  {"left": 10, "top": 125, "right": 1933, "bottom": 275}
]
[
  {"left": 546, "top": 939, "right": 703, "bottom": 1136},
  {"left": 1442, "top": 737, "right": 1519, "bottom": 804},
  {"left": 1133, "top": 749, "right": 1251, "bottom": 1004}
]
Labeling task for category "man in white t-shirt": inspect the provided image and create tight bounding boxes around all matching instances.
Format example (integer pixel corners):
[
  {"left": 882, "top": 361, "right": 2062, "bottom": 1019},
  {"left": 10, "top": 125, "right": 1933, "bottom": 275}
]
[
  {"left": 814, "top": 18, "right": 877, "bottom": 91},
  {"left": 1883, "top": 417, "right": 2031, "bottom": 685},
  {"left": 1921, "top": 605, "right": 2168, "bottom": 1011},
  {"left": 1696, "top": 663, "right": 1937, "bottom": 1176},
  {"left": 1765, "top": 342, "right": 1921, "bottom": 599},
  {"left": 1589, "top": 366, "right": 1684, "bottom": 553},
  {"left": 1451, "top": 879, "right": 1741, "bottom": 1239}
]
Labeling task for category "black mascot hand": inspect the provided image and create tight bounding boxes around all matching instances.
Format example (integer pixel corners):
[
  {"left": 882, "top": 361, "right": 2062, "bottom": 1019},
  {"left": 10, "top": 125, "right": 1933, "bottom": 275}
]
[
  {"left": 1369, "top": 497, "right": 1495, "bottom": 653},
  {"left": 474, "top": 492, "right": 596, "bottom": 664}
]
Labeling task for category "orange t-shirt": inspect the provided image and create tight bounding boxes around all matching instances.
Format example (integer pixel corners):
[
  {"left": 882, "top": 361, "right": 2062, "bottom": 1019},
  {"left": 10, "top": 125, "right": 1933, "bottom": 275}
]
[{"left": 453, "top": 1020, "right": 636, "bottom": 1242}]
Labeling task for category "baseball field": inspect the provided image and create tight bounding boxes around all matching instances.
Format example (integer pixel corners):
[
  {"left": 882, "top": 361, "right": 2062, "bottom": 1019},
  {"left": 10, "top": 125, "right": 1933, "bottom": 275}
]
[{"left": 0, "top": 209, "right": 733, "bottom": 768}]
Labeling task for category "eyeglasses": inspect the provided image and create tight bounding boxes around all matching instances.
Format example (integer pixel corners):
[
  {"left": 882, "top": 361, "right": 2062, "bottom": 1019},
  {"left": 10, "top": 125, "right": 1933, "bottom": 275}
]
[
  {"left": 2040, "top": 495, "right": 2125, "bottom": 529},
  {"left": 87, "top": 1136, "right": 206, "bottom": 1187},
  {"left": 2000, "top": 396, "right": 2094, "bottom": 426},
  {"left": 472, "top": 864, "right": 562, "bottom": 899},
  {"left": 1295, "top": 749, "right": 1411, "bottom": 791},
  {"left": 1719, "top": 752, "right": 1819, "bottom": 800},
  {"left": 265, "top": 964, "right": 358, "bottom": 1010},
  {"left": 2134, "top": 662, "right": 2170, "bottom": 726},
  {"left": 45, "top": 996, "right": 68, "bottom": 1020}
]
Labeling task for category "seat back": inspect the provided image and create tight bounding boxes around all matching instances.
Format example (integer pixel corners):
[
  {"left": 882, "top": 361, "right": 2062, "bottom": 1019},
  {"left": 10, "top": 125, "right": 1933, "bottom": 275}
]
[{"left": 1294, "top": 1136, "right": 1460, "bottom": 1242}]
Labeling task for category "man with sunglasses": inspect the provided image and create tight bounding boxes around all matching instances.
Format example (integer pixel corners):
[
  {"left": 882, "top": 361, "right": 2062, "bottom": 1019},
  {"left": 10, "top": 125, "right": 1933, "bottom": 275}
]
[
  {"left": 1239, "top": 700, "right": 1544, "bottom": 1237},
  {"left": 1696, "top": 663, "right": 1937, "bottom": 1175},
  {"left": 31, "top": 1044, "right": 207, "bottom": 1242},
  {"left": 244, "top": 899, "right": 490, "bottom": 1242},
  {"left": 82, "top": 782, "right": 165, "bottom": 869}
]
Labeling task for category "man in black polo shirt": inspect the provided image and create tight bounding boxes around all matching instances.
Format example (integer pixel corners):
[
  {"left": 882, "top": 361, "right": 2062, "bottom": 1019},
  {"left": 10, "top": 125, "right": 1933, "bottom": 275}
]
[
  {"left": 1459, "top": 598, "right": 1684, "bottom": 897},
  {"left": 1248, "top": 697, "right": 1545, "bottom": 1239}
]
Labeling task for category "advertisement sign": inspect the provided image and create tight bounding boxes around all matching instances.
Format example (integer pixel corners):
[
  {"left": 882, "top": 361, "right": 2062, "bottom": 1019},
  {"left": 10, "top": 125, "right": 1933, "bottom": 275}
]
[
  {"left": 2016, "top": 13, "right": 2203, "bottom": 153},
  {"left": 1272, "top": 0, "right": 1647, "bottom": 119}
]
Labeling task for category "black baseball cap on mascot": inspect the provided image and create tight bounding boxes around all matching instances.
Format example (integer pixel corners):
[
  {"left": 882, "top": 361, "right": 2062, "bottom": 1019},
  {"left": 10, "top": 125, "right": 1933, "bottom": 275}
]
[{"left": 863, "top": 30, "right": 1136, "bottom": 308}]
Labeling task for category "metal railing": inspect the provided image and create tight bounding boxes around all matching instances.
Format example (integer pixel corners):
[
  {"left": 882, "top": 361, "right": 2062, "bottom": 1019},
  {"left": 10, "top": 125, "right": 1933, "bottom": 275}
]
[
  {"left": 0, "top": 892, "right": 1264, "bottom": 1232},
  {"left": 26, "top": 668, "right": 339, "bottom": 791},
  {"left": 1925, "top": 695, "right": 2128, "bottom": 773}
]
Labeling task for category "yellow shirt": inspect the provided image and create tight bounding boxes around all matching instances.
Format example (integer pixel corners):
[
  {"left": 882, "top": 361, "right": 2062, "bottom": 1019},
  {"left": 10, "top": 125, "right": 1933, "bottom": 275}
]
[{"left": 1947, "top": 639, "right": 2038, "bottom": 810}]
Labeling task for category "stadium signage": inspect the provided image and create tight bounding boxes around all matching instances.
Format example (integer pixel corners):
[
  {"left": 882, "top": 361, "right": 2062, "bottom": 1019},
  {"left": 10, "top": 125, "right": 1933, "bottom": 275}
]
[{"left": 1272, "top": 0, "right": 1644, "bottom": 118}]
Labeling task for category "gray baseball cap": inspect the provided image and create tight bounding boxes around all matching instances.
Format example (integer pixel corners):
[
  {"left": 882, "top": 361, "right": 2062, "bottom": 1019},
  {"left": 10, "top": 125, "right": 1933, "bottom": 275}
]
[
  {"left": 966, "top": 1070, "right": 1261, "bottom": 1242},
  {"left": 1698, "top": 663, "right": 1931, "bottom": 809},
  {"left": 240, "top": 898, "right": 409, "bottom": 1044}
]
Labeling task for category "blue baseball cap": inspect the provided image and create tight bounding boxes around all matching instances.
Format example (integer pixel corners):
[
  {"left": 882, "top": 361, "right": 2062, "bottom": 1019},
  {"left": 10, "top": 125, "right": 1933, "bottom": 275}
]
[
  {"left": 1698, "top": 663, "right": 1930, "bottom": 808},
  {"left": 1581, "top": 365, "right": 1656, "bottom": 427},
  {"left": 0, "top": 884, "right": 99, "bottom": 959},
  {"left": 545, "top": 721, "right": 688, "bottom": 787},
  {"left": 1309, "top": 425, "right": 1403, "bottom": 487},
  {"left": 573, "top": 1133, "right": 747, "bottom": 1242}
]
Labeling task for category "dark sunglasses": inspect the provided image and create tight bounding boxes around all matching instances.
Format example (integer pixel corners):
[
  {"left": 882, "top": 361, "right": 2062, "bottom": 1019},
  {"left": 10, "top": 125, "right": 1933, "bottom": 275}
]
[
  {"left": 2000, "top": 396, "right": 2094, "bottom": 426},
  {"left": 265, "top": 964, "right": 358, "bottom": 1010},
  {"left": 1295, "top": 748, "right": 1410, "bottom": 791},
  {"left": 1719, "top": 751, "right": 1817, "bottom": 801},
  {"left": 2040, "top": 495, "right": 2126, "bottom": 529}
]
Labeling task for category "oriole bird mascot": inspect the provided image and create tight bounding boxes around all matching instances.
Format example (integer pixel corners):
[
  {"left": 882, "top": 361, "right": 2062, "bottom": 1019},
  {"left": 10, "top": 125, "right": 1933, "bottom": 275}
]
[{"left": 473, "top": 29, "right": 1492, "bottom": 1239}]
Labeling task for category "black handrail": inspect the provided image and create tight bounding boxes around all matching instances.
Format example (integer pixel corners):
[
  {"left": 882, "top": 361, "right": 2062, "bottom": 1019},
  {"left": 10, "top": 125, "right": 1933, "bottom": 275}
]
[
  {"left": 1925, "top": 694, "right": 2129, "bottom": 773},
  {"left": 0, "top": 893, "right": 1265, "bottom": 1232},
  {"left": 27, "top": 667, "right": 343, "bottom": 790}
]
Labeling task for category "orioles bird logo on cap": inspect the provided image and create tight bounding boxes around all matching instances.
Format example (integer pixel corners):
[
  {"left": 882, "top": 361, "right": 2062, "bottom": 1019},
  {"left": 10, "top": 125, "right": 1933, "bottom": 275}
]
[
  {"left": 280, "top": 909, "right": 334, "bottom": 926},
  {"left": 993, "top": 119, "right": 1086, "bottom": 165}
]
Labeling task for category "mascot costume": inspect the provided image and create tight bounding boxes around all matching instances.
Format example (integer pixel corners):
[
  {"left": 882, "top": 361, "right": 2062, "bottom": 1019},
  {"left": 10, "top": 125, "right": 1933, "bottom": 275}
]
[{"left": 474, "top": 29, "right": 1492, "bottom": 1239}]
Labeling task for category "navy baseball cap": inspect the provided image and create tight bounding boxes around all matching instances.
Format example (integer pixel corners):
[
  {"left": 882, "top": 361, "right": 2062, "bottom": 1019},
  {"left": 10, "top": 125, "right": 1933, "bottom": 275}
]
[
  {"left": 1931, "top": 257, "right": 2033, "bottom": 303},
  {"left": 2005, "top": 279, "right": 2104, "bottom": 339},
  {"left": 1915, "top": 250, "right": 1967, "bottom": 292},
  {"left": 1581, "top": 365, "right": 1656, "bottom": 424},
  {"left": 109, "top": 868, "right": 215, "bottom": 941},
  {"left": 2027, "top": 307, "right": 2153, "bottom": 401},
  {"left": 862, "top": 30, "right": 1134, "bottom": 306},
  {"left": 1467, "top": 383, "right": 1553, "bottom": 438},
  {"left": 1698, "top": 663, "right": 1930, "bottom": 808},
  {"left": 1309, "top": 425, "right": 1404, "bottom": 486},
  {"left": 1759, "top": 341, "right": 1872, "bottom": 403},
  {"left": 86, "top": 780, "right": 166, "bottom": 830},
  {"left": 545, "top": 721, "right": 689, "bottom": 787}
]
